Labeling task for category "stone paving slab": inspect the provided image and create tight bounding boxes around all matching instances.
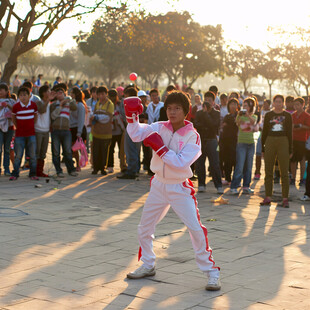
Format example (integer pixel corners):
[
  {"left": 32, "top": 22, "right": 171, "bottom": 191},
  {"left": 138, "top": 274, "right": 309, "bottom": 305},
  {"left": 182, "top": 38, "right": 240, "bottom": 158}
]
[{"left": 0, "top": 158, "right": 310, "bottom": 310}]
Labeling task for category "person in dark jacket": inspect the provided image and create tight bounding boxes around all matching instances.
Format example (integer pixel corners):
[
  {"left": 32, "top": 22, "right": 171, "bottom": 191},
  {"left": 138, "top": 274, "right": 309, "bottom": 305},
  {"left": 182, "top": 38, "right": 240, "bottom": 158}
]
[
  {"left": 221, "top": 98, "right": 240, "bottom": 183},
  {"left": 194, "top": 91, "right": 223, "bottom": 194}
]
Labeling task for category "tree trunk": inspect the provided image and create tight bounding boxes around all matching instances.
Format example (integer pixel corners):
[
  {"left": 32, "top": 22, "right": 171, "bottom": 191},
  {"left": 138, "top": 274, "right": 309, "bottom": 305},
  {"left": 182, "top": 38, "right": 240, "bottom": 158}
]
[
  {"left": 268, "top": 81, "right": 273, "bottom": 100},
  {"left": 242, "top": 79, "right": 248, "bottom": 93},
  {"left": 1, "top": 54, "right": 18, "bottom": 84}
]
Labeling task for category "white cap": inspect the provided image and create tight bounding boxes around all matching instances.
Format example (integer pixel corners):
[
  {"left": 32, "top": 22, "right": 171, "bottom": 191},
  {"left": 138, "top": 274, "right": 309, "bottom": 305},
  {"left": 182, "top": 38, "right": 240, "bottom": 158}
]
[{"left": 138, "top": 90, "right": 147, "bottom": 97}]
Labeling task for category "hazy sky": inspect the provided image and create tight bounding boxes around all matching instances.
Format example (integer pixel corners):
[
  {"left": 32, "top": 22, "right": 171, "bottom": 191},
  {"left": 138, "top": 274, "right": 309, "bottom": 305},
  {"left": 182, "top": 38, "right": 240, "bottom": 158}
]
[{"left": 8, "top": 0, "right": 310, "bottom": 54}]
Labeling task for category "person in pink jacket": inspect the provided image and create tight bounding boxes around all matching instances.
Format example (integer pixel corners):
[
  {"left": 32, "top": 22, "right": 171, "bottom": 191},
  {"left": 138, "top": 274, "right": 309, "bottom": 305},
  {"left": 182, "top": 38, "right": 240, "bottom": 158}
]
[{"left": 125, "top": 91, "right": 221, "bottom": 291}]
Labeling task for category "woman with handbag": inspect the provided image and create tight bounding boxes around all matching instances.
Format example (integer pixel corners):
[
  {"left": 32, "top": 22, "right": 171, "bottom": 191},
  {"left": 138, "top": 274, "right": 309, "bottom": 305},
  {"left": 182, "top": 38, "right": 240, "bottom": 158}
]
[{"left": 70, "top": 87, "right": 87, "bottom": 171}]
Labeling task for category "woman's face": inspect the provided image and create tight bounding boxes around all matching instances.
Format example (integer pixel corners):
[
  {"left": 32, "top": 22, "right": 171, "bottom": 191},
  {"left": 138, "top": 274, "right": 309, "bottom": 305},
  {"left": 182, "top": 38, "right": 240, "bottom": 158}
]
[
  {"left": 243, "top": 101, "right": 251, "bottom": 112},
  {"left": 229, "top": 102, "right": 237, "bottom": 114},
  {"left": 263, "top": 102, "right": 270, "bottom": 110},
  {"left": 0, "top": 88, "right": 7, "bottom": 98}
]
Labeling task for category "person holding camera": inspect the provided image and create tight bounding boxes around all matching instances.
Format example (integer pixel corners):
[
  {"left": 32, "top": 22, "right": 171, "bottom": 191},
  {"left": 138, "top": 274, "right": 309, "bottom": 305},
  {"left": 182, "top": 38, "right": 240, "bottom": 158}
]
[
  {"left": 260, "top": 95, "right": 293, "bottom": 208},
  {"left": 230, "top": 97, "right": 257, "bottom": 195},
  {"left": 221, "top": 98, "right": 240, "bottom": 184},
  {"left": 194, "top": 91, "right": 223, "bottom": 194}
]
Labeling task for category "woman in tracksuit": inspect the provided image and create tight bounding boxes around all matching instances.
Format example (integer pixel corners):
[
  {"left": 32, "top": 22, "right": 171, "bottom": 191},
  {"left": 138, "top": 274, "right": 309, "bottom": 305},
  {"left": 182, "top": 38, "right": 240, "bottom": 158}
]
[{"left": 124, "top": 91, "right": 221, "bottom": 291}]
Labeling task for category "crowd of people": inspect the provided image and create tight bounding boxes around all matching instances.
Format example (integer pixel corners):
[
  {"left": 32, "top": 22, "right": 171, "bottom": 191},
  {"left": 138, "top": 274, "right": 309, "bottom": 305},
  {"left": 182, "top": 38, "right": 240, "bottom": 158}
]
[{"left": 1, "top": 74, "right": 310, "bottom": 208}]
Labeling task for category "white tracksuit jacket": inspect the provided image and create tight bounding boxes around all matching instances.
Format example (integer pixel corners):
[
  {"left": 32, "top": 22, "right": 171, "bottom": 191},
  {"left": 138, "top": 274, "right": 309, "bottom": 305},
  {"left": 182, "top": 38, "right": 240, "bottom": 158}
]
[{"left": 127, "top": 120, "right": 220, "bottom": 277}]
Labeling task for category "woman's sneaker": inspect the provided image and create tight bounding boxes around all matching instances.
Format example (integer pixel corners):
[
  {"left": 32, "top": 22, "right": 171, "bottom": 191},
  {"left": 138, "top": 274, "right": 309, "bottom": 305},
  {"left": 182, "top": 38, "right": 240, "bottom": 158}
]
[
  {"left": 230, "top": 188, "right": 239, "bottom": 195},
  {"left": 243, "top": 187, "right": 254, "bottom": 194},
  {"left": 127, "top": 265, "right": 156, "bottom": 279},
  {"left": 198, "top": 186, "right": 206, "bottom": 193},
  {"left": 217, "top": 187, "right": 224, "bottom": 194},
  {"left": 254, "top": 174, "right": 261, "bottom": 180},
  {"left": 260, "top": 197, "right": 271, "bottom": 206},
  {"left": 281, "top": 198, "right": 289, "bottom": 208},
  {"left": 206, "top": 277, "right": 221, "bottom": 291},
  {"left": 300, "top": 195, "right": 310, "bottom": 201},
  {"left": 107, "top": 167, "right": 114, "bottom": 173}
]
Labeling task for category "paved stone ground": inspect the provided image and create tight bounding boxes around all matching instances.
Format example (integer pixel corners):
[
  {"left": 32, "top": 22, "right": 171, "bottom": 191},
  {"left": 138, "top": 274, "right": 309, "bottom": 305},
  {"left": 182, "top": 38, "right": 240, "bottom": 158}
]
[{"left": 0, "top": 154, "right": 309, "bottom": 309}]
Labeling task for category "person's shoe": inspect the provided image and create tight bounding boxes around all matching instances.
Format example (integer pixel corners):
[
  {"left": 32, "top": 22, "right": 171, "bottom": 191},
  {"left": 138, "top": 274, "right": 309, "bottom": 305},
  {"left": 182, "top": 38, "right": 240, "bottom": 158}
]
[
  {"left": 206, "top": 277, "right": 221, "bottom": 291},
  {"left": 198, "top": 185, "right": 206, "bottom": 193},
  {"left": 299, "top": 179, "right": 306, "bottom": 186},
  {"left": 29, "top": 176, "right": 39, "bottom": 180},
  {"left": 69, "top": 171, "right": 78, "bottom": 177},
  {"left": 230, "top": 188, "right": 239, "bottom": 195},
  {"left": 290, "top": 178, "right": 295, "bottom": 186},
  {"left": 57, "top": 172, "right": 65, "bottom": 178},
  {"left": 117, "top": 174, "right": 136, "bottom": 179},
  {"left": 243, "top": 187, "right": 254, "bottom": 194},
  {"left": 9, "top": 176, "right": 17, "bottom": 181},
  {"left": 107, "top": 167, "right": 114, "bottom": 173},
  {"left": 260, "top": 197, "right": 271, "bottom": 206},
  {"left": 281, "top": 198, "right": 289, "bottom": 208},
  {"left": 147, "top": 170, "right": 155, "bottom": 176},
  {"left": 300, "top": 195, "right": 310, "bottom": 201},
  {"left": 91, "top": 170, "right": 98, "bottom": 175},
  {"left": 254, "top": 174, "right": 261, "bottom": 180},
  {"left": 127, "top": 265, "right": 156, "bottom": 279},
  {"left": 217, "top": 187, "right": 224, "bottom": 194},
  {"left": 101, "top": 170, "right": 107, "bottom": 175}
]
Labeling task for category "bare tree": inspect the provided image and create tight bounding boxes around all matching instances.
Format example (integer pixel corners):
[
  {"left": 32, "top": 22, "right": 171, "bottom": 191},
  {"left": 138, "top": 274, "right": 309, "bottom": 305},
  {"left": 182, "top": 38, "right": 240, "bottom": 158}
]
[{"left": 0, "top": 0, "right": 105, "bottom": 83}]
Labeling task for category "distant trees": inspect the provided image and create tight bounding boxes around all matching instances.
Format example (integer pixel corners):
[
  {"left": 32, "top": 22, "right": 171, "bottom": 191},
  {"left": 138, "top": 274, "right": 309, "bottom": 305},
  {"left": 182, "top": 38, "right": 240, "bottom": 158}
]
[
  {"left": 280, "top": 45, "right": 310, "bottom": 97},
  {"left": 225, "top": 45, "right": 263, "bottom": 93},
  {"left": 257, "top": 49, "right": 283, "bottom": 99},
  {"left": 78, "top": 8, "right": 224, "bottom": 87},
  {"left": 0, "top": 0, "right": 105, "bottom": 83}
]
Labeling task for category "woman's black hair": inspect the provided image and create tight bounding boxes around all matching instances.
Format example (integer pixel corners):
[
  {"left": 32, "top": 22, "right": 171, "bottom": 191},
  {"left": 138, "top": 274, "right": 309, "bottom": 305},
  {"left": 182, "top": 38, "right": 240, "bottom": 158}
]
[
  {"left": 0, "top": 83, "right": 11, "bottom": 98},
  {"left": 243, "top": 97, "right": 256, "bottom": 112},
  {"left": 227, "top": 98, "right": 240, "bottom": 112}
]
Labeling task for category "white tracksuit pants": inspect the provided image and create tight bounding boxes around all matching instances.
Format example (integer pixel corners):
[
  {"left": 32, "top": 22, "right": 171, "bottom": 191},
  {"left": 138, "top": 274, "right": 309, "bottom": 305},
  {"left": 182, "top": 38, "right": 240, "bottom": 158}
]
[{"left": 137, "top": 177, "right": 220, "bottom": 278}]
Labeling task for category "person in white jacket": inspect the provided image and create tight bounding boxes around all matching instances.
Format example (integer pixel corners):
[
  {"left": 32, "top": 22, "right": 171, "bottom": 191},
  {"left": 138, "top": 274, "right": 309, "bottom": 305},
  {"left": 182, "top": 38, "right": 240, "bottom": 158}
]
[
  {"left": 35, "top": 85, "right": 51, "bottom": 177},
  {"left": 125, "top": 91, "right": 221, "bottom": 291}
]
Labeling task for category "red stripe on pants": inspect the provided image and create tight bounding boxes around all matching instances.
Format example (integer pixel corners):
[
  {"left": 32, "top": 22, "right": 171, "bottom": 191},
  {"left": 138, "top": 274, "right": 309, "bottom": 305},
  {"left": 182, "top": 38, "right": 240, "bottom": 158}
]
[{"left": 183, "top": 179, "right": 220, "bottom": 271}]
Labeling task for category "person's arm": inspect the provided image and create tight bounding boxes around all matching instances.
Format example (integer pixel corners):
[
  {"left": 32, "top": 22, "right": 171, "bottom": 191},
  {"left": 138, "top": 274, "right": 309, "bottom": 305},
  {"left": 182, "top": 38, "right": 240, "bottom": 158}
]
[
  {"left": 261, "top": 112, "right": 271, "bottom": 153},
  {"left": 286, "top": 112, "right": 293, "bottom": 155},
  {"left": 36, "top": 100, "right": 48, "bottom": 114},
  {"left": 11, "top": 114, "right": 17, "bottom": 127},
  {"left": 6, "top": 99, "right": 15, "bottom": 110},
  {"left": 50, "top": 103, "right": 61, "bottom": 120},
  {"left": 34, "top": 112, "right": 38, "bottom": 123},
  {"left": 76, "top": 102, "right": 85, "bottom": 137},
  {"left": 247, "top": 113, "right": 257, "bottom": 125},
  {"left": 127, "top": 121, "right": 159, "bottom": 142},
  {"left": 143, "top": 130, "right": 201, "bottom": 168},
  {"left": 163, "top": 143, "right": 201, "bottom": 169},
  {"left": 69, "top": 99, "right": 77, "bottom": 111}
]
